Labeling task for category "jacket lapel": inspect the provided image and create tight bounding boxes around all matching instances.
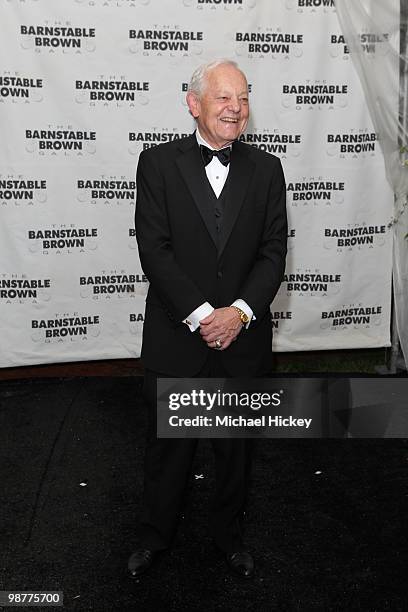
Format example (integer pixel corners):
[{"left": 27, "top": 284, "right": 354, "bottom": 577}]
[
  {"left": 175, "top": 136, "right": 255, "bottom": 255},
  {"left": 176, "top": 135, "right": 217, "bottom": 246},
  {"left": 218, "top": 141, "right": 255, "bottom": 258}
]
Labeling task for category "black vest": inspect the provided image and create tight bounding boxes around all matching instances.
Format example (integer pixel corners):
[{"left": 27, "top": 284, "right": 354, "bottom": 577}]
[{"left": 203, "top": 175, "right": 229, "bottom": 250}]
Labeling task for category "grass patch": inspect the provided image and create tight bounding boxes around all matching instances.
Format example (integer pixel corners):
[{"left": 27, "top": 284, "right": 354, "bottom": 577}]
[{"left": 273, "top": 348, "right": 389, "bottom": 374}]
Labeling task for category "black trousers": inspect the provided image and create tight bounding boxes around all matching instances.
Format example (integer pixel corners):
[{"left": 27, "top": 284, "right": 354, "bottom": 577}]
[{"left": 138, "top": 351, "right": 252, "bottom": 553}]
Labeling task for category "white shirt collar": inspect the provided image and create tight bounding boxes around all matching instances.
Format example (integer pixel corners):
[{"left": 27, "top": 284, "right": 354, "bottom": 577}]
[{"left": 195, "top": 128, "right": 232, "bottom": 151}]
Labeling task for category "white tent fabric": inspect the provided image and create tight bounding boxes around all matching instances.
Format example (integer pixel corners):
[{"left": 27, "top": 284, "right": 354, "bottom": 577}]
[{"left": 336, "top": 0, "right": 408, "bottom": 368}]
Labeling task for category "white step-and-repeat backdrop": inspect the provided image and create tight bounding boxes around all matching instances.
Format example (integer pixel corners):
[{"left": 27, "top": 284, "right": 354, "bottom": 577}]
[{"left": 0, "top": 0, "right": 395, "bottom": 367}]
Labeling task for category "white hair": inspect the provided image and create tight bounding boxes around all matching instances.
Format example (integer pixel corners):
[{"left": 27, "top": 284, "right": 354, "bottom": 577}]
[{"left": 188, "top": 59, "right": 246, "bottom": 97}]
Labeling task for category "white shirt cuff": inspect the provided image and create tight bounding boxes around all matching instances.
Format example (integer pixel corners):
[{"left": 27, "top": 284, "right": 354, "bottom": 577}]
[
  {"left": 231, "top": 299, "right": 255, "bottom": 329},
  {"left": 183, "top": 302, "right": 214, "bottom": 332}
]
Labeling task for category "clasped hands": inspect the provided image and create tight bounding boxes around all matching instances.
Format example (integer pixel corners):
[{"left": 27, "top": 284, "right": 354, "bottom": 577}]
[{"left": 199, "top": 307, "right": 243, "bottom": 351}]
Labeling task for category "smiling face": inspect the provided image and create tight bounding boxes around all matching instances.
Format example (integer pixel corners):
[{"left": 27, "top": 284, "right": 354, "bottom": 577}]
[{"left": 187, "top": 63, "right": 249, "bottom": 150}]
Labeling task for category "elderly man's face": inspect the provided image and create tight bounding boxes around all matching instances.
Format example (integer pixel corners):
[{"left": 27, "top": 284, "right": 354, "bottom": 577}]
[{"left": 187, "top": 64, "right": 249, "bottom": 150}]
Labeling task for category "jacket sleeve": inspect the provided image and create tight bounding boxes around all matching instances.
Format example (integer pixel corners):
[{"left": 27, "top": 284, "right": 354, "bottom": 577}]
[
  {"left": 238, "top": 158, "right": 287, "bottom": 320},
  {"left": 135, "top": 150, "right": 207, "bottom": 321}
]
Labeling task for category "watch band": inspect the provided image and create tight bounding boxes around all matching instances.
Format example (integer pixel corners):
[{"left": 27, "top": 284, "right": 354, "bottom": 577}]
[{"left": 231, "top": 305, "right": 250, "bottom": 324}]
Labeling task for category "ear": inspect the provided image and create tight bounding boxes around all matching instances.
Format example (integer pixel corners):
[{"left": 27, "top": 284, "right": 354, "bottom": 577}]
[{"left": 186, "top": 91, "right": 200, "bottom": 118}]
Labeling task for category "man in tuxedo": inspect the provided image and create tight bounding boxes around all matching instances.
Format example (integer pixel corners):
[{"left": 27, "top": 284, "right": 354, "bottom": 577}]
[{"left": 129, "top": 59, "right": 287, "bottom": 578}]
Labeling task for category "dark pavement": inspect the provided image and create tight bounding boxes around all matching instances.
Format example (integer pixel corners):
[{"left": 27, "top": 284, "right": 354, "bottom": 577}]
[{"left": 1, "top": 376, "right": 407, "bottom": 611}]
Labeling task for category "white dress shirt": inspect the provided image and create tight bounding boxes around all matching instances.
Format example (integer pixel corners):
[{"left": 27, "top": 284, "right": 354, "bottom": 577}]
[{"left": 196, "top": 129, "right": 231, "bottom": 198}]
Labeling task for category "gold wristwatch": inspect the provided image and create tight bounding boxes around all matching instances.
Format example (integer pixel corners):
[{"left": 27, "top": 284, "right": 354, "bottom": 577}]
[{"left": 231, "top": 305, "right": 250, "bottom": 325}]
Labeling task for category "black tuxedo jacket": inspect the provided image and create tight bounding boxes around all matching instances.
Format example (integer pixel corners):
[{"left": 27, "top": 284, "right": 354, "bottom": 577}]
[{"left": 135, "top": 133, "right": 287, "bottom": 376}]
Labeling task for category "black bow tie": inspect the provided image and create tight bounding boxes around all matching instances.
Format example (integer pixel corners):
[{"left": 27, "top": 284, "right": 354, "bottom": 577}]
[{"left": 200, "top": 144, "right": 231, "bottom": 167}]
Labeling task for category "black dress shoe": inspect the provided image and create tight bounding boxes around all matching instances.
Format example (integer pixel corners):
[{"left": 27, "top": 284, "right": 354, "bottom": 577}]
[
  {"left": 127, "top": 549, "right": 156, "bottom": 577},
  {"left": 225, "top": 551, "right": 254, "bottom": 578}
]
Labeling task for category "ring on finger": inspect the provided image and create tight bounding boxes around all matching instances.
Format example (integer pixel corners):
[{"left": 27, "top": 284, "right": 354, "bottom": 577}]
[{"left": 215, "top": 338, "right": 222, "bottom": 349}]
